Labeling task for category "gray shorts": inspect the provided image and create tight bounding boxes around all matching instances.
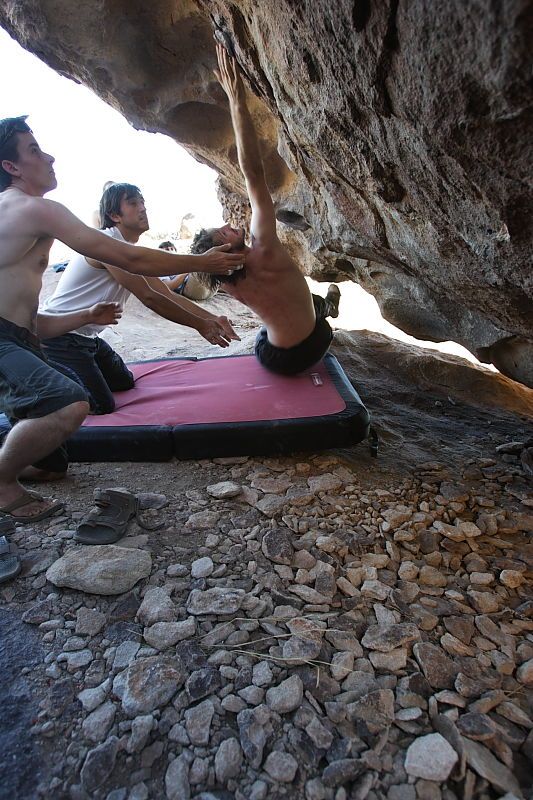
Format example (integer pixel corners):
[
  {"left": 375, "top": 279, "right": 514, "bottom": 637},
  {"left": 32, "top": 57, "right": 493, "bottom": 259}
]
[{"left": 0, "top": 316, "right": 88, "bottom": 421}]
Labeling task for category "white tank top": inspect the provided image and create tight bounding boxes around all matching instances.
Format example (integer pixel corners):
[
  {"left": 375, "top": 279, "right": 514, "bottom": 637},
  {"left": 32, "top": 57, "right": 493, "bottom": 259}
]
[{"left": 43, "top": 227, "right": 132, "bottom": 336}]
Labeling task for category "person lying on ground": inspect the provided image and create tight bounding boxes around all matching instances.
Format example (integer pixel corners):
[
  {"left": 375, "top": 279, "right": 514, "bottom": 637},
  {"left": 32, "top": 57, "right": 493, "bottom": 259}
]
[
  {"left": 192, "top": 44, "right": 340, "bottom": 376},
  {"left": 0, "top": 115, "right": 243, "bottom": 522},
  {"left": 159, "top": 240, "right": 218, "bottom": 302},
  {"left": 42, "top": 183, "right": 240, "bottom": 415}
]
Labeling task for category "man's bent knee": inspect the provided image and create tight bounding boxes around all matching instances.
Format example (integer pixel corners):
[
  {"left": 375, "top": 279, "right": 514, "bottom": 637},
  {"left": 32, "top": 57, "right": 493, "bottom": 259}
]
[{"left": 55, "top": 400, "right": 90, "bottom": 434}]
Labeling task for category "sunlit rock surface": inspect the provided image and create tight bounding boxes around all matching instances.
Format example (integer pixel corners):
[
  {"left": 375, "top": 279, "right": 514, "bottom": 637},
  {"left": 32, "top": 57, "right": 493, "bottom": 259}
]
[{"left": 1, "top": 0, "right": 531, "bottom": 385}]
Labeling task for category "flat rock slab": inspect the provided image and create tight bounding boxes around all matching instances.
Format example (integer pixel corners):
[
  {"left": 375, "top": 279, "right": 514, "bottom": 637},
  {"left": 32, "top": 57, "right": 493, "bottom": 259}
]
[{"left": 46, "top": 545, "right": 152, "bottom": 595}]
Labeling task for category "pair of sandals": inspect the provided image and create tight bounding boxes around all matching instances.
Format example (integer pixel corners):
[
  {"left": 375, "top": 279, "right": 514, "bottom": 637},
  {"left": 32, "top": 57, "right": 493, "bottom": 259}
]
[{"left": 0, "top": 489, "right": 138, "bottom": 585}]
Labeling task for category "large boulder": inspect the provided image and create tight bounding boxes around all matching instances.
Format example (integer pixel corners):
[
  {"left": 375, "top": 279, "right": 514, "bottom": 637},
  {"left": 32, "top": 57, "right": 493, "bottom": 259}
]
[{"left": 1, "top": 1, "right": 531, "bottom": 384}]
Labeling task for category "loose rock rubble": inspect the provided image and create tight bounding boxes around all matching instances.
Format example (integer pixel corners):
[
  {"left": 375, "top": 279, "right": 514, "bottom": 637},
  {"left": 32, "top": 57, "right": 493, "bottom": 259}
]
[{"left": 1, "top": 440, "right": 532, "bottom": 800}]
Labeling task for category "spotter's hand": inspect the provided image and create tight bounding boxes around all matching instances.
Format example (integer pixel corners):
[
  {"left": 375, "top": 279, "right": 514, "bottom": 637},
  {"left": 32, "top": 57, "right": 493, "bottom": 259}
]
[
  {"left": 197, "top": 243, "right": 244, "bottom": 274},
  {"left": 199, "top": 315, "right": 240, "bottom": 348},
  {"left": 88, "top": 302, "right": 122, "bottom": 326}
]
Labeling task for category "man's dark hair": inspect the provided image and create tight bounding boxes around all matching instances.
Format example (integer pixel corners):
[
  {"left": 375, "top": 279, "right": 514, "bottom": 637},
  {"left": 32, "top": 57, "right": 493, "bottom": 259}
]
[
  {"left": 99, "top": 182, "right": 143, "bottom": 229},
  {"left": 0, "top": 115, "right": 32, "bottom": 192},
  {"left": 158, "top": 240, "right": 176, "bottom": 251},
  {"left": 190, "top": 227, "right": 245, "bottom": 290}
]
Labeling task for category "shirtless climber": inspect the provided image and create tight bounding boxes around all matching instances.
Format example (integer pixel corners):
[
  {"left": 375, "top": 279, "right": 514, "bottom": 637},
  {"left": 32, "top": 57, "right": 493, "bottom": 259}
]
[{"left": 190, "top": 43, "right": 340, "bottom": 375}]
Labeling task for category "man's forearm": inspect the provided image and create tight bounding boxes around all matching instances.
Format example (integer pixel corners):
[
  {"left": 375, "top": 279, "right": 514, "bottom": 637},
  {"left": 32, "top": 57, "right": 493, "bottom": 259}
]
[
  {"left": 143, "top": 282, "right": 215, "bottom": 329},
  {"left": 36, "top": 310, "right": 93, "bottom": 339},
  {"left": 128, "top": 247, "right": 210, "bottom": 276},
  {"left": 229, "top": 94, "right": 265, "bottom": 182}
]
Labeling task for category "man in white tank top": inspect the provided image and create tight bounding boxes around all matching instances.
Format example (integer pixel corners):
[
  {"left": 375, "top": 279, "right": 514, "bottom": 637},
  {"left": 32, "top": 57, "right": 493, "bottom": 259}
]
[{"left": 43, "top": 183, "right": 239, "bottom": 414}]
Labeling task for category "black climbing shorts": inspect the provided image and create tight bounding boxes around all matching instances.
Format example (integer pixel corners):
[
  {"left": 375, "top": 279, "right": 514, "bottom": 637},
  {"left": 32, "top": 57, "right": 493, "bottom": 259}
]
[
  {"left": 254, "top": 295, "right": 333, "bottom": 376},
  {"left": 0, "top": 315, "right": 89, "bottom": 421}
]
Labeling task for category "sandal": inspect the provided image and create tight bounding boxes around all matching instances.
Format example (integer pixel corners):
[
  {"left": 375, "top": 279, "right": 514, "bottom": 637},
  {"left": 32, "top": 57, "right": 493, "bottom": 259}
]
[
  {"left": 0, "top": 490, "right": 64, "bottom": 522},
  {"left": 75, "top": 489, "right": 139, "bottom": 545},
  {"left": 0, "top": 517, "right": 21, "bottom": 584}
]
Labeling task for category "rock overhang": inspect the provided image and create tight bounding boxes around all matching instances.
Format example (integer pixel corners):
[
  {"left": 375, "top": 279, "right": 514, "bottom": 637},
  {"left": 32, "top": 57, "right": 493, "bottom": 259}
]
[{"left": 1, "top": 0, "right": 531, "bottom": 386}]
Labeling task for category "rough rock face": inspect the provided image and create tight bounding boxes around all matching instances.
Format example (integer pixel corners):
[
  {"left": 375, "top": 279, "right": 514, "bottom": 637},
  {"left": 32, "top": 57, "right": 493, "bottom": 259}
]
[{"left": 1, "top": 1, "right": 531, "bottom": 384}]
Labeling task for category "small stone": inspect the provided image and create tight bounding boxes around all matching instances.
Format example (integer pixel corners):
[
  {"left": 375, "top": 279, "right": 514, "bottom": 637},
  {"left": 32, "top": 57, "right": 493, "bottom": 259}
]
[
  {"left": 369, "top": 648, "right": 407, "bottom": 671},
  {"left": 237, "top": 705, "right": 272, "bottom": 769},
  {"left": 60, "top": 649, "right": 93, "bottom": 671},
  {"left": 75, "top": 608, "right": 107, "bottom": 636},
  {"left": 185, "top": 509, "right": 221, "bottom": 528},
  {"left": 137, "top": 588, "right": 176, "bottom": 626},
  {"left": 467, "top": 590, "right": 500, "bottom": 614},
  {"left": 191, "top": 557, "right": 214, "bottom": 578},
  {"left": 249, "top": 780, "right": 269, "bottom": 800},
  {"left": 266, "top": 674, "right": 303, "bottom": 713},
  {"left": 263, "top": 750, "right": 298, "bottom": 782},
  {"left": 497, "top": 700, "right": 533, "bottom": 728},
  {"left": 252, "top": 661, "right": 274, "bottom": 687},
  {"left": 307, "top": 473, "right": 343, "bottom": 493},
  {"left": 305, "top": 716, "right": 334, "bottom": 749},
  {"left": 184, "top": 699, "right": 214, "bottom": 745},
  {"left": 516, "top": 658, "right": 533, "bottom": 686},
  {"left": 469, "top": 572, "right": 494, "bottom": 586},
  {"left": 404, "top": 733, "right": 458, "bottom": 781},
  {"left": 499, "top": 570, "right": 524, "bottom": 588},
  {"left": 419, "top": 566, "right": 447, "bottom": 588},
  {"left": 325, "top": 629, "right": 363, "bottom": 655},
  {"left": 255, "top": 494, "right": 287, "bottom": 517},
  {"left": 388, "top": 786, "right": 416, "bottom": 800},
  {"left": 413, "top": 643, "right": 458, "bottom": 689},
  {"left": 347, "top": 689, "right": 395, "bottom": 729},
  {"left": 330, "top": 651, "right": 355, "bottom": 681},
  {"left": 185, "top": 667, "right": 222, "bottom": 701},
  {"left": 221, "top": 695, "right": 247, "bottom": 713},
  {"left": 187, "top": 587, "right": 245, "bottom": 616},
  {"left": 322, "top": 759, "right": 362, "bottom": 787},
  {"left": 82, "top": 701, "right": 116, "bottom": 743},
  {"left": 362, "top": 623, "right": 420, "bottom": 652},
  {"left": 398, "top": 562, "right": 419, "bottom": 581},
  {"left": 121, "top": 657, "right": 185, "bottom": 716},
  {"left": 166, "top": 564, "right": 188, "bottom": 578},
  {"left": 440, "top": 633, "right": 475, "bottom": 657},
  {"left": 214, "top": 737, "right": 243, "bottom": 784},
  {"left": 144, "top": 620, "right": 194, "bottom": 650},
  {"left": 288, "top": 585, "right": 331, "bottom": 604},
  {"left": 207, "top": 481, "right": 242, "bottom": 499},
  {"left": 261, "top": 528, "right": 294, "bottom": 565},
  {"left": 127, "top": 714, "right": 154, "bottom": 753},
  {"left": 382, "top": 505, "right": 413, "bottom": 528},
  {"left": 360, "top": 580, "right": 390, "bottom": 601},
  {"left": 78, "top": 685, "right": 107, "bottom": 712},
  {"left": 305, "top": 777, "right": 328, "bottom": 800},
  {"left": 455, "top": 712, "right": 497, "bottom": 741},
  {"left": 415, "top": 779, "right": 442, "bottom": 800},
  {"left": 80, "top": 736, "right": 119, "bottom": 793},
  {"left": 113, "top": 640, "right": 140, "bottom": 670},
  {"left": 165, "top": 754, "right": 190, "bottom": 800}
]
